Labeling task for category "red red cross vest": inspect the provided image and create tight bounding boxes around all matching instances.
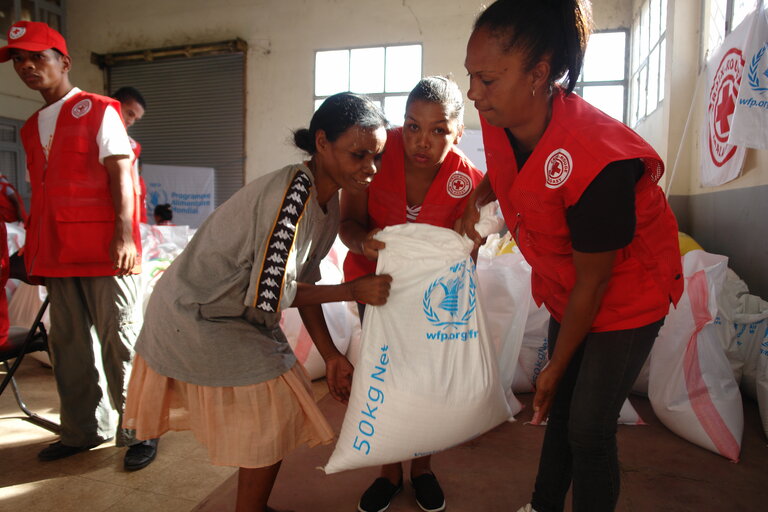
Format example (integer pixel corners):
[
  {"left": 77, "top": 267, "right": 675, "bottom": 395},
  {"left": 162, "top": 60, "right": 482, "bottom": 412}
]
[
  {"left": 343, "top": 127, "right": 483, "bottom": 282},
  {"left": 20, "top": 91, "right": 142, "bottom": 278},
  {"left": 0, "top": 178, "right": 25, "bottom": 346},
  {"left": 482, "top": 89, "right": 683, "bottom": 332}
]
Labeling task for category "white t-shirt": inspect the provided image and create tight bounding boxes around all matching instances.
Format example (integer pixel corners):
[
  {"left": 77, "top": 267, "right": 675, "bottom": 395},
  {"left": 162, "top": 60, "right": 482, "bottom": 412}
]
[{"left": 36, "top": 87, "right": 132, "bottom": 163}]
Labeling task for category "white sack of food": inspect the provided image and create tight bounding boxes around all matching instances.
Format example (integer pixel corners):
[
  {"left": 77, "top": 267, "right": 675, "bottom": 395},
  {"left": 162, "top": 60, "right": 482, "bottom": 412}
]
[
  {"left": 731, "top": 293, "right": 768, "bottom": 440},
  {"left": 282, "top": 302, "right": 356, "bottom": 379},
  {"left": 633, "top": 269, "right": 745, "bottom": 397},
  {"left": 617, "top": 399, "right": 645, "bottom": 425},
  {"left": 324, "top": 223, "right": 511, "bottom": 473},
  {"left": 734, "top": 294, "right": 768, "bottom": 400},
  {"left": 282, "top": 238, "right": 359, "bottom": 379},
  {"left": 649, "top": 250, "right": 743, "bottom": 462},
  {"left": 140, "top": 224, "right": 194, "bottom": 313},
  {"left": 512, "top": 301, "right": 551, "bottom": 394},
  {"left": 476, "top": 249, "right": 532, "bottom": 405},
  {"left": 756, "top": 326, "right": 768, "bottom": 440}
]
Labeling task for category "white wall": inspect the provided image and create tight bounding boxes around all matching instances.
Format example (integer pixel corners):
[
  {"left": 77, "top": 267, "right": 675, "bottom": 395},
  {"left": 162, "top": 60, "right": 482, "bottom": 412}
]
[
  {"left": 60, "top": 0, "right": 482, "bottom": 181},
  {"left": 0, "top": 0, "right": 627, "bottom": 182}
]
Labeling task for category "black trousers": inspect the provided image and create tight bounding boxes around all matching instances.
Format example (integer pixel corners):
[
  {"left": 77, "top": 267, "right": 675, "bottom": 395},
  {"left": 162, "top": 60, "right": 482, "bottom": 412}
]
[{"left": 530, "top": 317, "right": 664, "bottom": 512}]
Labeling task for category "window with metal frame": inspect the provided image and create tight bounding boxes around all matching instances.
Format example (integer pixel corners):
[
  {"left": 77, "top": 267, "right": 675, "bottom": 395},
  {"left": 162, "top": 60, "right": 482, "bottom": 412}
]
[
  {"left": 703, "top": 0, "right": 759, "bottom": 61},
  {"left": 0, "top": 117, "right": 30, "bottom": 208},
  {"left": 573, "top": 30, "right": 629, "bottom": 123},
  {"left": 314, "top": 44, "right": 423, "bottom": 126},
  {"left": 0, "top": 0, "right": 66, "bottom": 36},
  {"left": 629, "top": 0, "right": 667, "bottom": 127}
]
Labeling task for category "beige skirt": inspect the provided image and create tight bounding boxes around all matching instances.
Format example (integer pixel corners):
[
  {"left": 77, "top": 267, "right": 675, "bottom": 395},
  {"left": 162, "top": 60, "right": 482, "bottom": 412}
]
[{"left": 123, "top": 354, "right": 335, "bottom": 468}]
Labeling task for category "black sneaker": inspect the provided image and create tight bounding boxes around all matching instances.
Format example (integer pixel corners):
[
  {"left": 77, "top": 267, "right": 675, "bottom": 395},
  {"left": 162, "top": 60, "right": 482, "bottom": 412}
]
[
  {"left": 358, "top": 477, "right": 403, "bottom": 512},
  {"left": 411, "top": 472, "right": 445, "bottom": 512}
]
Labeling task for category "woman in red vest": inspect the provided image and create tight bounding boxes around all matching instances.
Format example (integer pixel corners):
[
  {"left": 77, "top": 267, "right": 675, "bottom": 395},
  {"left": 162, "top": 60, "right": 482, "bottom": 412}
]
[
  {"left": 459, "top": 2, "right": 683, "bottom": 511},
  {"left": 340, "top": 76, "right": 483, "bottom": 512}
]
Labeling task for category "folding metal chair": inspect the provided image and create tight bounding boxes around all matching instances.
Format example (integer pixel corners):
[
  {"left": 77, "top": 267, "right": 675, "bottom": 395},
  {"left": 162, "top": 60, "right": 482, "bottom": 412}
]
[{"left": 0, "top": 296, "right": 60, "bottom": 433}]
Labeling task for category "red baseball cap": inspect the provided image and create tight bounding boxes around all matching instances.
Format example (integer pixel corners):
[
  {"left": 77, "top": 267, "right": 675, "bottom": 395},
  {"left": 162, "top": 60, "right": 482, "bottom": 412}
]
[{"left": 0, "top": 21, "right": 69, "bottom": 63}]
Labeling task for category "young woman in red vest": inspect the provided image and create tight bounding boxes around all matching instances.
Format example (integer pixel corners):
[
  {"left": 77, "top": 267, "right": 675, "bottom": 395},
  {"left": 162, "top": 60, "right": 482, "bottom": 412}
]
[
  {"left": 340, "top": 76, "right": 483, "bottom": 512},
  {"left": 459, "top": 2, "right": 683, "bottom": 511}
]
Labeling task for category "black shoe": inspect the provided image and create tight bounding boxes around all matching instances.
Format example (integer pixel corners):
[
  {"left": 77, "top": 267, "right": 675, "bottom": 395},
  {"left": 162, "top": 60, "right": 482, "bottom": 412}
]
[
  {"left": 38, "top": 440, "right": 104, "bottom": 461},
  {"left": 358, "top": 477, "right": 403, "bottom": 512},
  {"left": 411, "top": 472, "right": 445, "bottom": 512},
  {"left": 124, "top": 438, "right": 159, "bottom": 471}
]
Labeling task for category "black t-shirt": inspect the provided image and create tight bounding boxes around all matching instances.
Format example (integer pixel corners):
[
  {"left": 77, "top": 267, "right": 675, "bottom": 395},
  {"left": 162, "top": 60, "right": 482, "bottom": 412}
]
[{"left": 506, "top": 130, "right": 644, "bottom": 253}]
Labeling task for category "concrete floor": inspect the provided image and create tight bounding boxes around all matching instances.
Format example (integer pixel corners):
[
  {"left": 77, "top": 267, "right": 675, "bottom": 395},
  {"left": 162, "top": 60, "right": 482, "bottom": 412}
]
[
  {"left": 0, "top": 358, "right": 236, "bottom": 511},
  {"left": 2, "top": 357, "right": 767, "bottom": 511},
  {"left": 196, "top": 394, "right": 768, "bottom": 512}
]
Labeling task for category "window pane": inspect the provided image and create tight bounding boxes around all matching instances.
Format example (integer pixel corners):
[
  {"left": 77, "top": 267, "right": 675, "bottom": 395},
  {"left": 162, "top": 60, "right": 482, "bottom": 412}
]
[
  {"left": 583, "top": 86, "right": 625, "bottom": 122},
  {"left": 0, "top": 151, "right": 17, "bottom": 184},
  {"left": 658, "top": 38, "right": 666, "bottom": 102},
  {"left": 0, "top": 0, "right": 14, "bottom": 36},
  {"left": 639, "top": 65, "right": 647, "bottom": 117},
  {"left": 630, "top": 72, "right": 640, "bottom": 125},
  {"left": 631, "top": 22, "right": 640, "bottom": 72},
  {"left": 0, "top": 123, "right": 15, "bottom": 143},
  {"left": 350, "top": 47, "right": 384, "bottom": 94},
  {"left": 640, "top": 2, "right": 650, "bottom": 59},
  {"left": 583, "top": 32, "right": 626, "bottom": 81},
  {"left": 707, "top": 0, "right": 727, "bottom": 59},
  {"left": 650, "top": 0, "right": 660, "bottom": 45},
  {"left": 732, "top": 0, "right": 755, "bottom": 29},
  {"left": 384, "top": 95, "right": 408, "bottom": 126},
  {"left": 647, "top": 46, "right": 659, "bottom": 110},
  {"left": 40, "top": 9, "right": 61, "bottom": 32},
  {"left": 315, "top": 50, "right": 349, "bottom": 96},
  {"left": 660, "top": 0, "right": 667, "bottom": 31},
  {"left": 385, "top": 45, "right": 421, "bottom": 93},
  {"left": 20, "top": 0, "right": 33, "bottom": 20}
]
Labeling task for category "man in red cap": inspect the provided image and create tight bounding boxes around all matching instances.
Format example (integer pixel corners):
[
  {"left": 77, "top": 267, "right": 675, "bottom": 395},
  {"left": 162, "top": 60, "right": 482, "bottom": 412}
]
[{"left": 0, "top": 20, "right": 158, "bottom": 470}]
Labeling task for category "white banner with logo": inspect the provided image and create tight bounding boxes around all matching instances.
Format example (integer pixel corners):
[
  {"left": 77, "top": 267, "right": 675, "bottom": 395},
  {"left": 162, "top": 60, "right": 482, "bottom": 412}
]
[
  {"left": 142, "top": 164, "right": 215, "bottom": 228},
  {"left": 700, "top": 16, "right": 751, "bottom": 187},
  {"left": 729, "top": 5, "right": 768, "bottom": 150}
]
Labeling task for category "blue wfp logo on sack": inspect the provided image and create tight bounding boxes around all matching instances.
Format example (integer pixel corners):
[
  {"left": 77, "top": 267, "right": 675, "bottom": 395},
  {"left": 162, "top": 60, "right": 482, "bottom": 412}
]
[{"left": 423, "top": 260, "right": 479, "bottom": 342}]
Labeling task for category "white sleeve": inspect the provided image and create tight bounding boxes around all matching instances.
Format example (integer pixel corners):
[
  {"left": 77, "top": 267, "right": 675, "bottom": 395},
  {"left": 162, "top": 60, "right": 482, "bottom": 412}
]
[{"left": 96, "top": 105, "right": 133, "bottom": 164}]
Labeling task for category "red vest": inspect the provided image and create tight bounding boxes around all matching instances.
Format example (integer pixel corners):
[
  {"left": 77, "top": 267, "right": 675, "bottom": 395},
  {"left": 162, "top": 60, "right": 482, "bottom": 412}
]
[
  {"left": 0, "top": 179, "right": 24, "bottom": 345},
  {"left": 20, "top": 91, "right": 142, "bottom": 278},
  {"left": 482, "top": 89, "right": 683, "bottom": 332},
  {"left": 139, "top": 176, "right": 148, "bottom": 223},
  {"left": 344, "top": 127, "right": 483, "bottom": 281}
]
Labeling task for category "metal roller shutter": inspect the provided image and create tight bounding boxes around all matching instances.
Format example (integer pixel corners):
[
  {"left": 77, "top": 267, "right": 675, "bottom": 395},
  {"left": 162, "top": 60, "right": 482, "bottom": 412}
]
[{"left": 109, "top": 53, "right": 245, "bottom": 207}]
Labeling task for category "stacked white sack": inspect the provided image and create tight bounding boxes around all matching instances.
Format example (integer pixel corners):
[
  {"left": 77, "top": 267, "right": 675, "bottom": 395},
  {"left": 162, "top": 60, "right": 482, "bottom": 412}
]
[
  {"left": 649, "top": 250, "right": 743, "bottom": 462},
  {"left": 476, "top": 235, "right": 645, "bottom": 425},
  {"left": 283, "top": 238, "right": 360, "bottom": 380}
]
